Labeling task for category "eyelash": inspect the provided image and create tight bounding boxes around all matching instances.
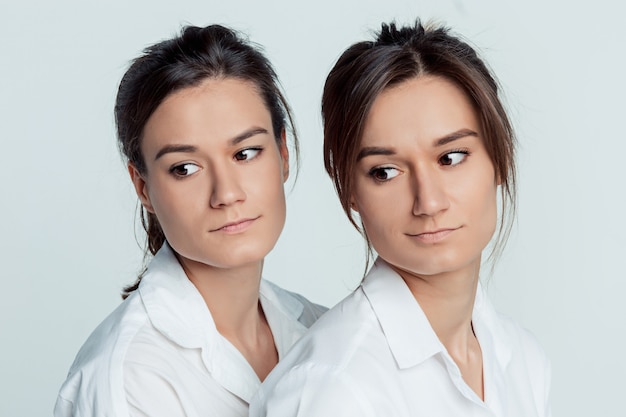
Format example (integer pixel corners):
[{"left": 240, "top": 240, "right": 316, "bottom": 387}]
[
  {"left": 367, "top": 166, "right": 399, "bottom": 183},
  {"left": 234, "top": 146, "right": 264, "bottom": 162},
  {"left": 439, "top": 148, "right": 470, "bottom": 166},
  {"left": 167, "top": 146, "right": 264, "bottom": 180},
  {"left": 169, "top": 163, "right": 200, "bottom": 179},
  {"left": 366, "top": 148, "right": 471, "bottom": 183}
]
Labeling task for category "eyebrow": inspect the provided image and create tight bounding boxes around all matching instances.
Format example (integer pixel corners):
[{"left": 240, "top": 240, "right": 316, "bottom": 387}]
[
  {"left": 154, "top": 127, "right": 270, "bottom": 161},
  {"left": 356, "top": 146, "right": 396, "bottom": 161},
  {"left": 433, "top": 128, "right": 478, "bottom": 147},
  {"left": 229, "top": 127, "right": 269, "bottom": 146},
  {"left": 356, "top": 128, "right": 479, "bottom": 161},
  {"left": 154, "top": 144, "right": 197, "bottom": 160}
]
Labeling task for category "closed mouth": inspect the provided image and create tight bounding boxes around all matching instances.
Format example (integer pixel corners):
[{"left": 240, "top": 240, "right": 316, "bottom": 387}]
[
  {"left": 212, "top": 216, "right": 260, "bottom": 233},
  {"left": 408, "top": 227, "right": 460, "bottom": 243}
]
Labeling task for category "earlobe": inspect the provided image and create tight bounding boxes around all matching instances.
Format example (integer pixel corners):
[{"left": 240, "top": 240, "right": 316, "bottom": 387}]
[
  {"left": 128, "top": 164, "right": 155, "bottom": 213},
  {"left": 495, "top": 168, "right": 503, "bottom": 186},
  {"left": 279, "top": 129, "right": 290, "bottom": 182},
  {"left": 350, "top": 197, "right": 359, "bottom": 213}
]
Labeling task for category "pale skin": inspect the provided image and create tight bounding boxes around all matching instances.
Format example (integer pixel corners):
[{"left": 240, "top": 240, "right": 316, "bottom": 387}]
[
  {"left": 352, "top": 75, "right": 500, "bottom": 399},
  {"left": 129, "top": 77, "right": 290, "bottom": 380}
]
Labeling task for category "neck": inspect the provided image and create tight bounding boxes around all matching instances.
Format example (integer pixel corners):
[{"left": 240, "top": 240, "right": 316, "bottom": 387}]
[
  {"left": 388, "top": 259, "right": 484, "bottom": 400},
  {"left": 176, "top": 254, "right": 278, "bottom": 380},
  {"left": 177, "top": 255, "right": 265, "bottom": 340},
  {"left": 391, "top": 260, "right": 480, "bottom": 357}
]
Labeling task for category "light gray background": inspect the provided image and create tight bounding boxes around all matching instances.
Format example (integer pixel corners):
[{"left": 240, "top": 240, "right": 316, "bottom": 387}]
[{"left": 1, "top": 0, "right": 624, "bottom": 415}]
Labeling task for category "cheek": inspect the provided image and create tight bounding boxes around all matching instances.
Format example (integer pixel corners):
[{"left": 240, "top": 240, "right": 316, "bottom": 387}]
[
  {"left": 249, "top": 157, "right": 287, "bottom": 220},
  {"left": 468, "top": 179, "right": 498, "bottom": 244},
  {"left": 456, "top": 159, "right": 498, "bottom": 226},
  {"left": 353, "top": 182, "right": 399, "bottom": 241},
  {"left": 147, "top": 179, "right": 201, "bottom": 235},
  {"left": 262, "top": 178, "right": 286, "bottom": 218},
  {"left": 485, "top": 187, "right": 499, "bottom": 231},
  {"left": 271, "top": 176, "right": 287, "bottom": 219}
]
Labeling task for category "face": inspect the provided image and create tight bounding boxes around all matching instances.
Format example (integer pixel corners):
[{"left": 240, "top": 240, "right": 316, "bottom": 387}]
[
  {"left": 352, "top": 75, "right": 498, "bottom": 279},
  {"left": 130, "top": 77, "right": 289, "bottom": 271}
]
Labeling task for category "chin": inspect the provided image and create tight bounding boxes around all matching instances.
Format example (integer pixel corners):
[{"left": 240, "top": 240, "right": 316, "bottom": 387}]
[
  {"left": 389, "top": 251, "right": 471, "bottom": 277},
  {"left": 214, "top": 246, "right": 272, "bottom": 269}
]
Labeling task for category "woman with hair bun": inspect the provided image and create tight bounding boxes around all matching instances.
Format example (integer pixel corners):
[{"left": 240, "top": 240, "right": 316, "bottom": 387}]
[
  {"left": 54, "top": 24, "right": 325, "bottom": 417},
  {"left": 251, "top": 20, "right": 551, "bottom": 417}
]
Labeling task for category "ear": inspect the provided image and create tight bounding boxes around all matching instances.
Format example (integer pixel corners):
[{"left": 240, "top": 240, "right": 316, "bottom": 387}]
[
  {"left": 128, "top": 163, "right": 155, "bottom": 213},
  {"left": 279, "top": 129, "right": 290, "bottom": 182},
  {"left": 494, "top": 164, "right": 504, "bottom": 186},
  {"left": 349, "top": 195, "right": 359, "bottom": 213}
]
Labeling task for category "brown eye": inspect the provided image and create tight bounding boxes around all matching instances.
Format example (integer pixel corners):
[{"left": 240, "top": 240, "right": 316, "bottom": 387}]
[
  {"left": 234, "top": 147, "right": 262, "bottom": 161},
  {"left": 368, "top": 167, "right": 400, "bottom": 182},
  {"left": 170, "top": 163, "right": 200, "bottom": 177},
  {"left": 439, "top": 151, "right": 468, "bottom": 166}
]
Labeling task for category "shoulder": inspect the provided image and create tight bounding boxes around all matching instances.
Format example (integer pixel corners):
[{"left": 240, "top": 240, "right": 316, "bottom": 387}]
[
  {"left": 54, "top": 292, "right": 149, "bottom": 417},
  {"left": 286, "top": 287, "right": 381, "bottom": 367},
  {"left": 62, "top": 292, "right": 149, "bottom": 378},
  {"left": 122, "top": 324, "right": 207, "bottom": 416},
  {"left": 495, "top": 312, "right": 551, "bottom": 370},
  {"left": 490, "top": 311, "right": 552, "bottom": 415},
  {"left": 475, "top": 286, "right": 550, "bottom": 375},
  {"left": 252, "top": 289, "right": 387, "bottom": 416}
]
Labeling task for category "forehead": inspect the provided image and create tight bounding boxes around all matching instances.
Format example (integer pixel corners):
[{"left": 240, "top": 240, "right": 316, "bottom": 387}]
[
  {"left": 151, "top": 77, "right": 269, "bottom": 126},
  {"left": 141, "top": 77, "right": 273, "bottom": 152},
  {"left": 360, "top": 75, "right": 480, "bottom": 147}
]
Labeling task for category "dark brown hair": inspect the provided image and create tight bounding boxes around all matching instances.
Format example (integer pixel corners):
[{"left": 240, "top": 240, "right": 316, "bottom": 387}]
[
  {"left": 322, "top": 20, "right": 516, "bottom": 264},
  {"left": 115, "top": 24, "right": 298, "bottom": 297}
]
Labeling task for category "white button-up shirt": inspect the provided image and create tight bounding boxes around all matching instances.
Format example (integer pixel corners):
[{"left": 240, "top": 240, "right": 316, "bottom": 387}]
[
  {"left": 54, "top": 243, "right": 326, "bottom": 417},
  {"left": 251, "top": 258, "right": 551, "bottom": 417}
]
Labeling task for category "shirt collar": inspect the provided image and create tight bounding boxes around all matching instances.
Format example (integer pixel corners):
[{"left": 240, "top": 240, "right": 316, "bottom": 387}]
[
  {"left": 139, "top": 242, "right": 215, "bottom": 350},
  {"left": 362, "top": 258, "right": 445, "bottom": 369},
  {"left": 138, "top": 242, "right": 309, "bottom": 403},
  {"left": 259, "top": 280, "right": 308, "bottom": 359},
  {"left": 361, "top": 258, "right": 514, "bottom": 373}
]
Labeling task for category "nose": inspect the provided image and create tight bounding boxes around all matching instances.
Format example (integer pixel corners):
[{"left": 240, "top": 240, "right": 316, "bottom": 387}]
[
  {"left": 209, "top": 167, "right": 246, "bottom": 208},
  {"left": 411, "top": 166, "right": 450, "bottom": 217}
]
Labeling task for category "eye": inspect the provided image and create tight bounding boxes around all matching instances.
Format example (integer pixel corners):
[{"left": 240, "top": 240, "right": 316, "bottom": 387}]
[
  {"left": 368, "top": 167, "right": 400, "bottom": 182},
  {"left": 439, "top": 150, "right": 469, "bottom": 166},
  {"left": 170, "top": 163, "right": 200, "bottom": 178},
  {"left": 234, "top": 147, "right": 263, "bottom": 161}
]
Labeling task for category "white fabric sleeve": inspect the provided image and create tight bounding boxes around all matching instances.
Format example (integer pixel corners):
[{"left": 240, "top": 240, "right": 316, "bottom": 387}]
[
  {"left": 124, "top": 361, "right": 188, "bottom": 417},
  {"left": 53, "top": 396, "right": 74, "bottom": 417}
]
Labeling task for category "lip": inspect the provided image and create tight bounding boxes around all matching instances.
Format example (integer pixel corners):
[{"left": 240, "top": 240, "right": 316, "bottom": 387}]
[
  {"left": 211, "top": 216, "right": 260, "bottom": 233},
  {"left": 408, "top": 227, "right": 460, "bottom": 244}
]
